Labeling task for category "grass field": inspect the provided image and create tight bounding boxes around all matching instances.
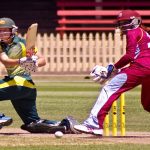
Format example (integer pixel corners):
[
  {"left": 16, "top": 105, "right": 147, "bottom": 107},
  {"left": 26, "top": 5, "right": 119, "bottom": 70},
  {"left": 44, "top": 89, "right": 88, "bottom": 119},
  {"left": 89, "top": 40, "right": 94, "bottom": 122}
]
[{"left": 0, "top": 75, "right": 150, "bottom": 150}]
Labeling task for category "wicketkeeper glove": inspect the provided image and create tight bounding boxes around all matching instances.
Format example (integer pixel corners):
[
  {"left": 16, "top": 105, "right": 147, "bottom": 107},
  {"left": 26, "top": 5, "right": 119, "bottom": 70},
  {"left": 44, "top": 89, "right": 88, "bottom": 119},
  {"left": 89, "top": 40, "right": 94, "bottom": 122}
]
[
  {"left": 90, "top": 64, "right": 120, "bottom": 84},
  {"left": 19, "top": 55, "right": 38, "bottom": 74},
  {"left": 90, "top": 65, "right": 108, "bottom": 83},
  {"left": 106, "top": 63, "right": 120, "bottom": 78},
  {"left": 106, "top": 63, "right": 115, "bottom": 78}
]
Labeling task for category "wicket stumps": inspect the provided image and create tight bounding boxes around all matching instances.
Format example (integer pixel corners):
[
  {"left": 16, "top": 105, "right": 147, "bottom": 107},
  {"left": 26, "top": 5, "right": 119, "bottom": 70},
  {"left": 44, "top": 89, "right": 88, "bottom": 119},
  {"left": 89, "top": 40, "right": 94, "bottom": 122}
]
[{"left": 104, "top": 93, "right": 125, "bottom": 136}]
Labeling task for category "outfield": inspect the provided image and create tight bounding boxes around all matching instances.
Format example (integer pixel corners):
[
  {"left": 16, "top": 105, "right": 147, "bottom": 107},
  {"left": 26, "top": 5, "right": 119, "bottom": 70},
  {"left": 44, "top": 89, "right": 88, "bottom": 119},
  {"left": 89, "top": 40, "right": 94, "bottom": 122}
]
[{"left": 0, "top": 75, "right": 150, "bottom": 150}]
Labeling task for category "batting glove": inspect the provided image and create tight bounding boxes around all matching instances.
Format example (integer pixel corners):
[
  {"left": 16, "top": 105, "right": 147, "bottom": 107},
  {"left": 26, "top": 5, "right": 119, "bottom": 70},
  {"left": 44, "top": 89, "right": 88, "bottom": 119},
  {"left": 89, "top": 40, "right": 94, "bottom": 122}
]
[
  {"left": 19, "top": 57, "right": 28, "bottom": 64},
  {"left": 19, "top": 55, "right": 38, "bottom": 73},
  {"left": 19, "top": 55, "right": 38, "bottom": 65}
]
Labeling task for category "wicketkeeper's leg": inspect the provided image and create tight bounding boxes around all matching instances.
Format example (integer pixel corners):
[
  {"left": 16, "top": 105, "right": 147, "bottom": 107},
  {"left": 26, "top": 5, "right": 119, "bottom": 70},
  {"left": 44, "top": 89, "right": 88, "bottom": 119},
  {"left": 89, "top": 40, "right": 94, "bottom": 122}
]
[{"left": 141, "top": 78, "right": 150, "bottom": 112}]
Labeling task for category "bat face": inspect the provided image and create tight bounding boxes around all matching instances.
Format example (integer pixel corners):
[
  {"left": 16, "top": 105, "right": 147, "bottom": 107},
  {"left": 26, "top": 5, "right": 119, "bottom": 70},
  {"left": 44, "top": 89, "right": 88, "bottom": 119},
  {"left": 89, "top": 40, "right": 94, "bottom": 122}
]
[{"left": 26, "top": 23, "right": 38, "bottom": 53}]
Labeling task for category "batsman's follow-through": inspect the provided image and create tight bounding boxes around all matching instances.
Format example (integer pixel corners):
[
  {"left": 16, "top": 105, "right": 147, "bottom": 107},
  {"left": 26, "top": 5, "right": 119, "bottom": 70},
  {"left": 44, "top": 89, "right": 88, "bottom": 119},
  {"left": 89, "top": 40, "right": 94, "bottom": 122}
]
[{"left": 104, "top": 93, "right": 125, "bottom": 136}]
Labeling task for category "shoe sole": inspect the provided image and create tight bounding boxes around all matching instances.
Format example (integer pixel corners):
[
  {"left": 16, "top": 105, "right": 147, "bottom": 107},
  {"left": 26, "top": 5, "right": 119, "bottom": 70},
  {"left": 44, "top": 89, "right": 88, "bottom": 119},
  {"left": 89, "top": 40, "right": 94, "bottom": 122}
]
[{"left": 74, "top": 126, "right": 102, "bottom": 136}]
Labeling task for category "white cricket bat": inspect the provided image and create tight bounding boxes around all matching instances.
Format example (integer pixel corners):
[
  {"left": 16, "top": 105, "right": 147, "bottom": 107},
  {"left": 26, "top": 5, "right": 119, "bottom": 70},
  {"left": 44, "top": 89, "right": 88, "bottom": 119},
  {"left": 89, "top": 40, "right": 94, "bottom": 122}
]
[
  {"left": 20, "top": 23, "right": 38, "bottom": 73},
  {"left": 26, "top": 23, "right": 38, "bottom": 51}
]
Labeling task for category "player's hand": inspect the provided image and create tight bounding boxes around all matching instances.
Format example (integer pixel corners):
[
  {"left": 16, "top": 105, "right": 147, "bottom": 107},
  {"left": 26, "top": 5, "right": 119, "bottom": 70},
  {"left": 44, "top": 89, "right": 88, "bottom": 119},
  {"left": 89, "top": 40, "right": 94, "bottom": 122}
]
[
  {"left": 31, "top": 55, "right": 38, "bottom": 65},
  {"left": 90, "top": 64, "right": 120, "bottom": 85},
  {"left": 19, "top": 57, "right": 28, "bottom": 64},
  {"left": 19, "top": 55, "right": 38, "bottom": 64},
  {"left": 19, "top": 55, "right": 38, "bottom": 73},
  {"left": 106, "top": 63, "right": 115, "bottom": 78},
  {"left": 90, "top": 65, "right": 108, "bottom": 82},
  {"left": 106, "top": 63, "right": 120, "bottom": 78}
]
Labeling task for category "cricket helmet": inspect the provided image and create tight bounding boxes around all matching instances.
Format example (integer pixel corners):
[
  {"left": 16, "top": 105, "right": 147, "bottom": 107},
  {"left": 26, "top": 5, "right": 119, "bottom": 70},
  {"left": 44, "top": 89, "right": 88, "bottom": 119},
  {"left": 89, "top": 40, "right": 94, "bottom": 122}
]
[
  {"left": 116, "top": 10, "right": 142, "bottom": 31},
  {"left": 0, "top": 17, "right": 18, "bottom": 34},
  {"left": 0, "top": 18, "right": 18, "bottom": 42}
]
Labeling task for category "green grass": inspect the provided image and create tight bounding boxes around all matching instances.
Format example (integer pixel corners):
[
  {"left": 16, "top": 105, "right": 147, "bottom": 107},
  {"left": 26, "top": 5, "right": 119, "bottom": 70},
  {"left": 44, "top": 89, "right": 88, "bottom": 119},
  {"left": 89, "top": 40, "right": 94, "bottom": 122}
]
[
  {"left": 0, "top": 75, "right": 150, "bottom": 149},
  {"left": 0, "top": 145, "right": 150, "bottom": 150}
]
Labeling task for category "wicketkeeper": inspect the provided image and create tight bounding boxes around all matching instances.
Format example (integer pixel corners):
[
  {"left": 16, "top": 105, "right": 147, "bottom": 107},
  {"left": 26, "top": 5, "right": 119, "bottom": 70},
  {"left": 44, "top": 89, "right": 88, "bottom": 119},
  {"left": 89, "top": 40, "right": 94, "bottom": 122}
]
[
  {"left": 0, "top": 17, "right": 79, "bottom": 134},
  {"left": 74, "top": 10, "right": 150, "bottom": 136}
]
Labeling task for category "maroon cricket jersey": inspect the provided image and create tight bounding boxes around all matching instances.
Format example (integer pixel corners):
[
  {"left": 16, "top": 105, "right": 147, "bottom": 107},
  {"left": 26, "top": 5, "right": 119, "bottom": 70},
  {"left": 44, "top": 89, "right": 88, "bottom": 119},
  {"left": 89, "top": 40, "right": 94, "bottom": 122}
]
[{"left": 114, "top": 27, "right": 150, "bottom": 69}]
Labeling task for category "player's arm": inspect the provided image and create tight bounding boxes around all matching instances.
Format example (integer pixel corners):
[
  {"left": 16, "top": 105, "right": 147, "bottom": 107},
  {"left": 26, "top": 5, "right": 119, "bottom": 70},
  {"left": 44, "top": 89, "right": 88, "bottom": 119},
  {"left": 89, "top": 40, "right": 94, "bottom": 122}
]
[
  {"left": 0, "top": 51, "right": 45, "bottom": 68},
  {"left": 0, "top": 52, "right": 19, "bottom": 66},
  {"left": 114, "top": 54, "right": 133, "bottom": 69},
  {"left": 34, "top": 52, "right": 46, "bottom": 67},
  {"left": 114, "top": 30, "right": 138, "bottom": 69}
]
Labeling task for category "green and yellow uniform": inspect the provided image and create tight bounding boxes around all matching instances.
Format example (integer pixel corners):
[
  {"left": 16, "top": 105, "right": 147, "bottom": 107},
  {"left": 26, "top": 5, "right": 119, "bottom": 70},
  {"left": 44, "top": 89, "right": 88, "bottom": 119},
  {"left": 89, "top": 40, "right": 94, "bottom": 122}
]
[
  {"left": 0, "top": 17, "right": 65, "bottom": 133},
  {"left": 0, "top": 35, "right": 40, "bottom": 124}
]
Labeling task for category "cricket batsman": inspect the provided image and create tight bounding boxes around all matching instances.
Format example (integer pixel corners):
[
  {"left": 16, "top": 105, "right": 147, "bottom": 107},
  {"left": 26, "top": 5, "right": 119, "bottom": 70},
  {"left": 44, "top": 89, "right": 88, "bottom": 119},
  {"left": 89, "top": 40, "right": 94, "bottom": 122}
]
[{"left": 0, "top": 17, "right": 79, "bottom": 134}]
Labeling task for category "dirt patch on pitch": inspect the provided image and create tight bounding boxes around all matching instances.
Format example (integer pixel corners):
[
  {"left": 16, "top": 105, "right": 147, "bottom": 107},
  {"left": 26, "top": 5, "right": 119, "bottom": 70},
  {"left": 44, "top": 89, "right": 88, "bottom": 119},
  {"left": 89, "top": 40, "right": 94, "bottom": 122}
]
[{"left": 0, "top": 128, "right": 150, "bottom": 145}]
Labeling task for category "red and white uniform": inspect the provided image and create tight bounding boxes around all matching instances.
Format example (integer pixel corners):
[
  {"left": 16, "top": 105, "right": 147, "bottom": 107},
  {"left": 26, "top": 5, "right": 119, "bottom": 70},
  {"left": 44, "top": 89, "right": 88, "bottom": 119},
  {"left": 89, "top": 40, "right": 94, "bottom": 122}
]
[{"left": 83, "top": 27, "right": 150, "bottom": 129}]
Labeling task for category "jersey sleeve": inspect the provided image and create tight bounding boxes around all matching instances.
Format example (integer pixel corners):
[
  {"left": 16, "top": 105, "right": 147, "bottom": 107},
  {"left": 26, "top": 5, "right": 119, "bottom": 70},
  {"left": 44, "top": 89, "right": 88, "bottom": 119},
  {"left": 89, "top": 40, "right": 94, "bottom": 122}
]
[{"left": 114, "top": 29, "right": 141, "bottom": 69}]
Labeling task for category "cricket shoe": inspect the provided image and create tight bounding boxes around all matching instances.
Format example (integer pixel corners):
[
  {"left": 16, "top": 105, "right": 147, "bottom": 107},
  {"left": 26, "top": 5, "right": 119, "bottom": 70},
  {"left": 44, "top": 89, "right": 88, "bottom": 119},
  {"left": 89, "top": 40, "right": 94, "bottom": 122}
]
[
  {"left": 0, "top": 113, "right": 13, "bottom": 128},
  {"left": 74, "top": 124, "right": 103, "bottom": 136},
  {"left": 21, "top": 119, "right": 66, "bottom": 133}
]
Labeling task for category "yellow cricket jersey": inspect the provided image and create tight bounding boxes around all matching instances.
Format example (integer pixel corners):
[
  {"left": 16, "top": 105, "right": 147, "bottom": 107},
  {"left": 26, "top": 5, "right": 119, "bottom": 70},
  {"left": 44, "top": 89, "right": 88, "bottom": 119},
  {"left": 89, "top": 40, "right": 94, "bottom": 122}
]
[{"left": 0, "top": 35, "right": 28, "bottom": 76}]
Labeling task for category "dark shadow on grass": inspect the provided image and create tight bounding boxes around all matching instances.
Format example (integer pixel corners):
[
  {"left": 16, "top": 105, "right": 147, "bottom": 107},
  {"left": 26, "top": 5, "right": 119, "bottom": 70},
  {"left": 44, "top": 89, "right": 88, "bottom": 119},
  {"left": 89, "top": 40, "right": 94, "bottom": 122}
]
[
  {"left": 0, "top": 132, "right": 54, "bottom": 136},
  {"left": 0, "top": 131, "right": 63, "bottom": 136}
]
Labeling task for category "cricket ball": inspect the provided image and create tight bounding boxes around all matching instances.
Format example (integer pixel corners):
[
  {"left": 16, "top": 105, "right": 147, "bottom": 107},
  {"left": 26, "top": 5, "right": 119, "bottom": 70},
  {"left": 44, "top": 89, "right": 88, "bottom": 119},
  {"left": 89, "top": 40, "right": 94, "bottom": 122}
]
[{"left": 54, "top": 131, "right": 63, "bottom": 138}]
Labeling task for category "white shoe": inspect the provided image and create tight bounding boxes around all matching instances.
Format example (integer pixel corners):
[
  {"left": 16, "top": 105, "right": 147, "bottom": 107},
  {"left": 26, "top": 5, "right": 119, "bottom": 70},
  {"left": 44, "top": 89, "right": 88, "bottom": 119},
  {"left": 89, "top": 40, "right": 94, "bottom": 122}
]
[
  {"left": 92, "top": 129, "right": 103, "bottom": 135},
  {"left": 74, "top": 124, "right": 103, "bottom": 136}
]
